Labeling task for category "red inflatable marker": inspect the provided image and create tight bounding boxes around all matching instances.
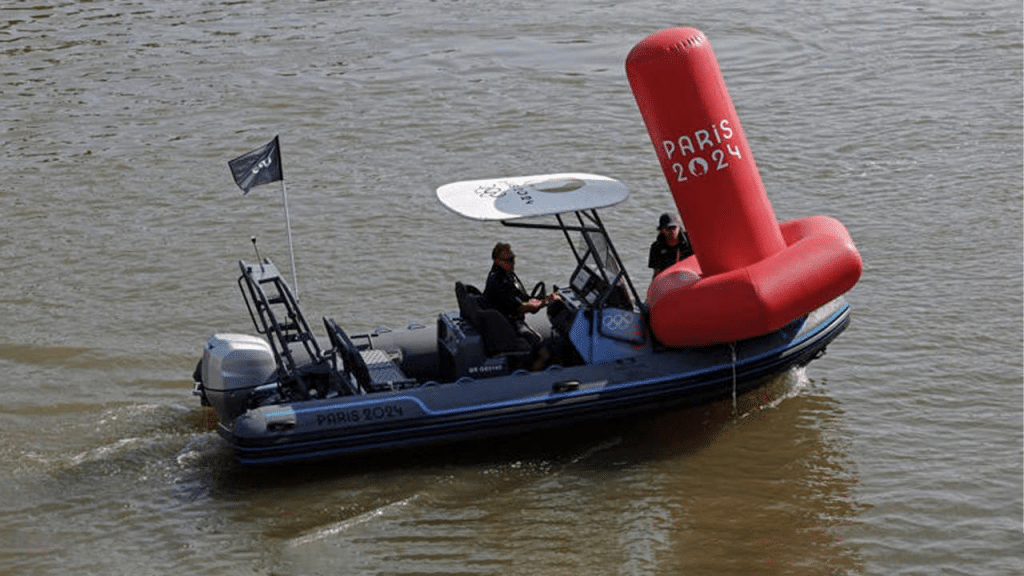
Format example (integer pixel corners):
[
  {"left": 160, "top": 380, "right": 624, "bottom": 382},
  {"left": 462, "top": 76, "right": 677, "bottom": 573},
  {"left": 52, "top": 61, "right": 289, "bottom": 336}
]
[{"left": 626, "top": 28, "right": 862, "bottom": 346}]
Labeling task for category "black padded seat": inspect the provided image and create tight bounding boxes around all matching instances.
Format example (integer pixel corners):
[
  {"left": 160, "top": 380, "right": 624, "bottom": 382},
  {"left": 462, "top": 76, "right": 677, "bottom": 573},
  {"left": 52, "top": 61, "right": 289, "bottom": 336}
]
[{"left": 455, "top": 282, "right": 532, "bottom": 358}]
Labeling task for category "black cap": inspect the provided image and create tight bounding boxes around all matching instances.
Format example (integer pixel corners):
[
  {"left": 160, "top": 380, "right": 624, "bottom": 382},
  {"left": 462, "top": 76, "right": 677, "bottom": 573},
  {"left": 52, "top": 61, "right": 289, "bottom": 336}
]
[{"left": 657, "top": 213, "right": 680, "bottom": 230}]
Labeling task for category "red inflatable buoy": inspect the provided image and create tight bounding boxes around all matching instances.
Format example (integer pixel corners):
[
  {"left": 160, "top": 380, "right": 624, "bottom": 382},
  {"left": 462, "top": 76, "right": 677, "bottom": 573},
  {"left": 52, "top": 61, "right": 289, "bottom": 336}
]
[{"left": 626, "top": 28, "right": 862, "bottom": 347}]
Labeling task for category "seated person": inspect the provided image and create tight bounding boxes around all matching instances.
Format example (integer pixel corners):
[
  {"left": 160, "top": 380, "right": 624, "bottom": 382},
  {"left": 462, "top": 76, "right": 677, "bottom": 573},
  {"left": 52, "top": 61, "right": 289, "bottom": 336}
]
[{"left": 483, "top": 242, "right": 558, "bottom": 369}]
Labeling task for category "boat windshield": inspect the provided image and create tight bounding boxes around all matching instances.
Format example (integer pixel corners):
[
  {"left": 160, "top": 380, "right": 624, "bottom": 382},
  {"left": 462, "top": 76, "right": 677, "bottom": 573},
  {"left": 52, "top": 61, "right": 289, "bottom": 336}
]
[
  {"left": 498, "top": 209, "right": 640, "bottom": 311},
  {"left": 565, "top": 218, "right": 636, "bottom": 310}
]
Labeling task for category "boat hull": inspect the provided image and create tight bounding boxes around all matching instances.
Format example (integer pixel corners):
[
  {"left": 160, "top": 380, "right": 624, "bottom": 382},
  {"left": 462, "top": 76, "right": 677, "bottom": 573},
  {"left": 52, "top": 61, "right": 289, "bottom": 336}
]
[{"left": 216, "top": 297, "right": 850, "bottom": 465}]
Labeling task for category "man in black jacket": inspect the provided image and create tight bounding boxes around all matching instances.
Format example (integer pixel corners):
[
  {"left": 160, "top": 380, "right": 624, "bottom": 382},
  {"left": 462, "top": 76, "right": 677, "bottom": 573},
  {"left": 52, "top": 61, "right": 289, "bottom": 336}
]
[
  {"left": 483, "top": 242, "right": 557, "bottom": 368},
  {"left": 648, "top": 212, "right": 694, "bottom": 278}
]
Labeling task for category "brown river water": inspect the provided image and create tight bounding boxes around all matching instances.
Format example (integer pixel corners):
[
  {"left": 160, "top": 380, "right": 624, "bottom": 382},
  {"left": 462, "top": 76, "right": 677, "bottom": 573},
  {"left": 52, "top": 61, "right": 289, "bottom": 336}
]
[{"left": 1, "top": 1, "right": 1021, "bottom": 574}]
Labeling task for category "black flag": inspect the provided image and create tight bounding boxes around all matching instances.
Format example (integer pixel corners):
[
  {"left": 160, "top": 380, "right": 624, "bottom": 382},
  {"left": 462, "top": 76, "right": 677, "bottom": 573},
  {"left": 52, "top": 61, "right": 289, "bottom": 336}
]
[{"left": 228, "top": 136, "right": 283, "bottom": 195}]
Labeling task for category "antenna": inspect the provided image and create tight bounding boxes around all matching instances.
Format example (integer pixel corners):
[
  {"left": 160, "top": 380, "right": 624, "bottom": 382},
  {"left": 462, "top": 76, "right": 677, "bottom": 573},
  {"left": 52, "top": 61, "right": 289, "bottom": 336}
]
[{"left": 251, "top": 236, "right": 265, "bottom": 271}]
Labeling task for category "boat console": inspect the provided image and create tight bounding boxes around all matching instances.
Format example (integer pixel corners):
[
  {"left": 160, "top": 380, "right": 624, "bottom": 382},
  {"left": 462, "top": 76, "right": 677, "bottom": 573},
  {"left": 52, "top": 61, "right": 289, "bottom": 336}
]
[{"left": 437, "top": 310, "right": 522, "bottom": 380}]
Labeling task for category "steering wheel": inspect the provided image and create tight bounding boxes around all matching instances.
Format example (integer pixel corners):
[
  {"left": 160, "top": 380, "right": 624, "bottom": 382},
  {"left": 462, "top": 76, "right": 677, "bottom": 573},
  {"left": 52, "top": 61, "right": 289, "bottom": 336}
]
[{"left": 530, "top": 281, "right": 547, "bottom": 300}]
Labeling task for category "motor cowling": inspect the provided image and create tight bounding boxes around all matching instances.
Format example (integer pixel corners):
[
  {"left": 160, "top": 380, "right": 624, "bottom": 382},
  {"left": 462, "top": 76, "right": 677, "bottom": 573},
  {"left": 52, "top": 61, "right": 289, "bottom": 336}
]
[{"left": 199, "top": 334, "right": 278, "bottom": 424}]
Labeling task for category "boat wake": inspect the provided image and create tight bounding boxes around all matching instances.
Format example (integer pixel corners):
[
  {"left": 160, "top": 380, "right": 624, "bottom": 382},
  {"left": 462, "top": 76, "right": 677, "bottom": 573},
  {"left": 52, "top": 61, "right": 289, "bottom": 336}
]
[
  {"left": 5, "top": 401, "right": 229, "bottom": 487},
  {"left": 288, "top": 494, "right": 422, "bottom": 547},
  {"left": 734, "top": 365, "right": 811, "bottom": 417}
]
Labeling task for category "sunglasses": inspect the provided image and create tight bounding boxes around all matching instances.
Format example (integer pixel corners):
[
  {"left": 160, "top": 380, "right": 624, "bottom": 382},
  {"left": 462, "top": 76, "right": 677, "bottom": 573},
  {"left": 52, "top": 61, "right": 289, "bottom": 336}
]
[{"left": 499, "top": 254, "right": 516, "bottom": 263}]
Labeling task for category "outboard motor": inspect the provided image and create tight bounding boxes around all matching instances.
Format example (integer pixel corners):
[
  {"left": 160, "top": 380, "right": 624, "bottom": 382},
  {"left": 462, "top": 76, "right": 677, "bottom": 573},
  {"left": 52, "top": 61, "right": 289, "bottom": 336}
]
[{"left": 200, "top": 334, "right": 278, "bottom": 425}]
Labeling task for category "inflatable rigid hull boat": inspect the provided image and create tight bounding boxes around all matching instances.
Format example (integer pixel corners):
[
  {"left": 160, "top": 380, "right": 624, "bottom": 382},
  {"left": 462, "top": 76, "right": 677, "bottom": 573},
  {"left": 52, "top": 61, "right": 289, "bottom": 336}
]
[{"left": 192, "top": 173, "right": 853, "bottom": 465}]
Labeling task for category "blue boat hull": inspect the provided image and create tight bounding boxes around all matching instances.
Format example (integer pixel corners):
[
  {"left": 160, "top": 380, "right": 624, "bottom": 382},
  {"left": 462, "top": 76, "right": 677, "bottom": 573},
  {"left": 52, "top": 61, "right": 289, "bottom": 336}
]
[{"left": 219, "top": 298, "right": 850, "bottom": 465}]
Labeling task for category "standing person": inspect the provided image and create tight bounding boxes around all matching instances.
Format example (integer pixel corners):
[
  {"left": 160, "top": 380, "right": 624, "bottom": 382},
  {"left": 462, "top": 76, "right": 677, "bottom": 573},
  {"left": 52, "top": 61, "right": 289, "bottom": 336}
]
[
  {"left": 648, "top": 212, "right": 694, "bottom": 278},
  {"left": 483, "top": 242, "right": 557, "bottom": 369}
]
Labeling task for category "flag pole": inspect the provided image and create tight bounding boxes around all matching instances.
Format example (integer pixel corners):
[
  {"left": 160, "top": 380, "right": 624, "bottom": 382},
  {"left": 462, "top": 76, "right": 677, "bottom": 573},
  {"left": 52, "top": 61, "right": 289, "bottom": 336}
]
[
  {"left": 280, "top": 179, "right": 299, "bottom": 301},
  {"left": 228, "top": 135, "right": 297, "bottom": 298}
]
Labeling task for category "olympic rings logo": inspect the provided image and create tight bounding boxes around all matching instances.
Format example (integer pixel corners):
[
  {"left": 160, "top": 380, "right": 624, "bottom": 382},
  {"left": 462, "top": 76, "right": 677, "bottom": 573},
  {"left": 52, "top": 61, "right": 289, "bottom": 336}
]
[{"left": 603, "top": 311, "right": 633, "bottom": 333}]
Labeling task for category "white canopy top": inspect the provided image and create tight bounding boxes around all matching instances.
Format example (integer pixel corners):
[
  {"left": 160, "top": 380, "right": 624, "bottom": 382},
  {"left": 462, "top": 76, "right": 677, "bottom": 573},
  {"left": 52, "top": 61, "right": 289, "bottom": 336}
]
[{"left": 436, "top": 173, "right": 629, "bottom": 221}]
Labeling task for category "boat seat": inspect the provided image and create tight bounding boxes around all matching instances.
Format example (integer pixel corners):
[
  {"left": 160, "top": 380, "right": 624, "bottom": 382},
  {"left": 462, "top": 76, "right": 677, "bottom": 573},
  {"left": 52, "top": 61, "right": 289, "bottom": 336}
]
[
  {"left": 454, "top": 281, "right": 480, "bottom": 320},
  {"left": 455, "top": 282, "right": 532, "bottom": 359},
  {"left": 324, "top": 316, "right": 418, "bottom": 393},
  {"left": 323, "top": 317, "right": 369, "bottom": 394}
]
